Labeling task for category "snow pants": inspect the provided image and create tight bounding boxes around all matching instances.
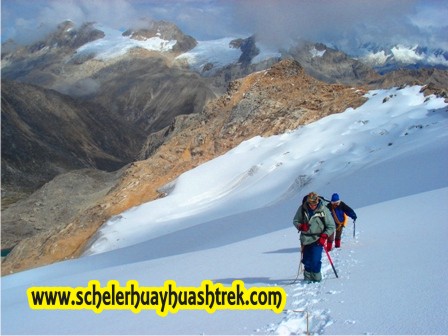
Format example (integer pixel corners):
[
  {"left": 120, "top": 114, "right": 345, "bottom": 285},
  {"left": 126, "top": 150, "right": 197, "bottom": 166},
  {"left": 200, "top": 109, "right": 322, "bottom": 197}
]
[
  {"left": 328, "top": 225, "right": 343, "bottom": 249},
  {"left": 302, "top": 242, "right": 323, "bottom": 282}
]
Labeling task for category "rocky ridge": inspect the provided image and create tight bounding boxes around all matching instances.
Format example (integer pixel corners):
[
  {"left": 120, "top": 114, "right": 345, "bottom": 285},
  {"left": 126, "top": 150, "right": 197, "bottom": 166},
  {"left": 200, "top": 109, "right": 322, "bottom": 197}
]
[
  {"left": 285, "top": 42, "right": 381, "bottom": 85},
  {"left": 123, "top": 20, "right": 197, "bottom": 54}
]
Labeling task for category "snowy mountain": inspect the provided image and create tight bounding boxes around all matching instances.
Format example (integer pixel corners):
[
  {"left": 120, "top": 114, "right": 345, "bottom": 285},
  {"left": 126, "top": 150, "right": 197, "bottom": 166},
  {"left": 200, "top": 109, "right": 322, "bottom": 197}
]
[
  {"left": 69, "top": 24, "right": 448, "bottom": 74},
  {"left": 76, "top": 25, "right": 448, "bottom": 77},
  {"left": 72, "top": 21, "right": 197, "bottom": 61},
  {"left": 356, "top": 42, "right": 448, "bottom": 72},
  {"left": 2, "top": 85, "right": 447, "bottom": 334},
  {"left": 2, "top": 20, "right": 443, "bottom": 83},
  {"left": 3, "top": 19, "right": 447, "bottom": 102},
  {"left": 73, "top": 24, "right": 177, "bottom": 60}
]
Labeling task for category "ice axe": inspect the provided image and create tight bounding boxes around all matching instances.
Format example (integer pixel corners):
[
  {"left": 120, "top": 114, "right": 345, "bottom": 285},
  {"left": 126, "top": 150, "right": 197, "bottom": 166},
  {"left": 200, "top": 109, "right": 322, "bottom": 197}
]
[
  {"left": 353, "top": 219, "right": 356, "bottom": 238},
  {"left": 324, "top": 245, "right": 339, "bottom": 278}
]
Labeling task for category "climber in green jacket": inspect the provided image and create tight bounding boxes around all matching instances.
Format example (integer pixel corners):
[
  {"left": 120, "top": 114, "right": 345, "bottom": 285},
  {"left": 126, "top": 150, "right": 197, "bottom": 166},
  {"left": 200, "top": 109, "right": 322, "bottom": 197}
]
[{"left": 293, "top": 192, "right": 335, "bottom": 282}]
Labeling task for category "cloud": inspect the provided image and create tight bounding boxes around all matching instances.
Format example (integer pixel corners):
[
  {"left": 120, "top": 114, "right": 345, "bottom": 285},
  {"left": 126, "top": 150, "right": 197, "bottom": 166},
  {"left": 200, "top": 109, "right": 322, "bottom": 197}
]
[
  {"left": 227, "top": 0, "right": 447, "bottom": 51},
  {"left": 1, "top": 0, "right": 143, "bottom": 45},
  {"left": 2, "top": 0, "right": 447, "bottom": 53},
  {"left": 132, "top": 0, "right": 240, "bottom": 40},
  {"left": 143, "top": 0, "right": 448, "bottom": 52}
]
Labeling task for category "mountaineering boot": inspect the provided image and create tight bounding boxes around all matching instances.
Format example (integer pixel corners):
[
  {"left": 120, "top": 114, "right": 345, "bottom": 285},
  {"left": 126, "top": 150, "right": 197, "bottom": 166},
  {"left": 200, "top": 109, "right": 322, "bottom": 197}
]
[
  {"left": 335, "top": 239, "right": 341, "bottom": 248},
  {"left": 304, "top": 270, "right": 321, "bottom": 283},
  {"left": 311, "top": 271, "right": 322, "bottom": 282},
  {"left": 326, "top": 241, "right": 333, "bottom": 251},
  {"left": 304, "top": 270, "right": 312, "bottom": 282}
]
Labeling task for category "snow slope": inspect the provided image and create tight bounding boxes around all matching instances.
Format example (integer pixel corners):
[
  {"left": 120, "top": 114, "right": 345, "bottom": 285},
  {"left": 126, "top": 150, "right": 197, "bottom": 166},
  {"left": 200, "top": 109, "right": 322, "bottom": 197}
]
[
  {"left": 2, "top": 86, "right": 448, "bottom": 335},
  {"left": 175, "top": 37, "right": 242, "bottom": 72},
  {"left": 175, "top": 38, "right": 281, "bottom": 73}
]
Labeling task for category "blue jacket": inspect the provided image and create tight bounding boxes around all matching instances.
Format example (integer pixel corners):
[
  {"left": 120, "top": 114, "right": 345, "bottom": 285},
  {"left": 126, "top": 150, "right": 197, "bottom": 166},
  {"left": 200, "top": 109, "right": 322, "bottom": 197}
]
[{"left": 327, "top": 201, "right": 357, "bottom": 226}]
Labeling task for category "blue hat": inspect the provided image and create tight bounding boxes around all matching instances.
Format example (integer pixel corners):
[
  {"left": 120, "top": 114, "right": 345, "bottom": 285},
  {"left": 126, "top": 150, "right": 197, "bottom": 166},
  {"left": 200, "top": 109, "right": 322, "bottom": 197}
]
[{"left": 331, "top": 193, "right": 340, "bottom": 202}]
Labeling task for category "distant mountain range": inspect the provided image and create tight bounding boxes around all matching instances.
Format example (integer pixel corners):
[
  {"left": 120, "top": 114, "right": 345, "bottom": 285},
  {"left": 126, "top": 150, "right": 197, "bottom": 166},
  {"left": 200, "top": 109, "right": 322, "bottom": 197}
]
[
  {"left": 2, "top": 20, "right": 447, "bottom": 82},
  {"left": 354, "top": 42, "right": 448, "bottom": 73}
]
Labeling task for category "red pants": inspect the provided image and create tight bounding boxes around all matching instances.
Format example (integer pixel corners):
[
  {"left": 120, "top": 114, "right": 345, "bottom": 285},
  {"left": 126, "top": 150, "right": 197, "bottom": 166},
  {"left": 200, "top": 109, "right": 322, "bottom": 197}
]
[{"left": 327, "top": 226, "right": 343, "bottom": 249}]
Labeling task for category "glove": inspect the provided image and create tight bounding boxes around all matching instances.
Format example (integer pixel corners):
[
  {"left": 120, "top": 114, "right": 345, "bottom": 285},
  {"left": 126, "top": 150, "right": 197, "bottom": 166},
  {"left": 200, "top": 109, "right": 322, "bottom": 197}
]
[
  {"left": 298, "top": 223, "right": 310, "bottom": 232},
  {"left": 318, "top": 233, "right": 328, "bottom": 246}
]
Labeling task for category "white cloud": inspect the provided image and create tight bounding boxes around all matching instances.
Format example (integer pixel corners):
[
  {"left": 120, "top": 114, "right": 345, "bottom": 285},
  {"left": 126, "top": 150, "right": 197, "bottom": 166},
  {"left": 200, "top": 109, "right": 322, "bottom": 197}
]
[
  {"left": 2, "top": 0, "right": 144, "bottom": 44},
  {"left": 2, "top": 0, "right": 447, "bottom": 54}
]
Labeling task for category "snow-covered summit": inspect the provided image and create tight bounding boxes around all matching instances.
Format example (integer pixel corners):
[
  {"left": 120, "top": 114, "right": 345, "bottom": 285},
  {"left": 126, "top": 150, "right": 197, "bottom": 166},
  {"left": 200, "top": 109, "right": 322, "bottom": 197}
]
[
  {"left": 74, "top": 24, "right": 178, "bottom": 60},
  {"left": 357, "top": 43, "right": 448, "bottom": 70},
  {"left": 309, "top": 46, "right": 326, "bottom": 58}
]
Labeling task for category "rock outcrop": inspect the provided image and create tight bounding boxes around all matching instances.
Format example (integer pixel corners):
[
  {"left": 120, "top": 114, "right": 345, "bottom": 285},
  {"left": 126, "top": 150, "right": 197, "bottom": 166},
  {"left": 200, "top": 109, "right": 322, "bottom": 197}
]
[{"left": 285, "top": 41, "right": 381, "bottom": 85}]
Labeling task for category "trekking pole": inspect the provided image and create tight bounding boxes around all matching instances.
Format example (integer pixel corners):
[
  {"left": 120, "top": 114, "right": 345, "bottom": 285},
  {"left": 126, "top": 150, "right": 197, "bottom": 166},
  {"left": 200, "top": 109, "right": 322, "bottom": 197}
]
[
  {"left": 290, "top": 249, "right": 304, "bottom": 285},
  {"left": 353, "top": 219, "right": 356, "bottom": 238},
  {"left": 324, "top": 246, "right": 339, "bottom": 278}
]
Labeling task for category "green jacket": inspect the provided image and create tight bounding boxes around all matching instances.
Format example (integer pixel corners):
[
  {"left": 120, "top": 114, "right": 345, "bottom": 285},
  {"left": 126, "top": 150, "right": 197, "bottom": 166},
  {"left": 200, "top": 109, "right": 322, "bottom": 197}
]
[{"left": 293, "top": 200, "right": 335, "bottom": 246}]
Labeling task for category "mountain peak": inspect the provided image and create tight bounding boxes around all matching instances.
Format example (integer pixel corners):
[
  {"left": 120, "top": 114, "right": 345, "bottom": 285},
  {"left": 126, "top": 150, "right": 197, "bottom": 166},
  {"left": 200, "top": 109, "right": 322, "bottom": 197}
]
[
  {"left": 123, "top": 20, "right": 197, "bottom": 53},
  {"left": 266, "top": 58, "right": 304, "bottom": 77},
  {"left": 27, "top": 21, "right": 105, "bottom": 52}
]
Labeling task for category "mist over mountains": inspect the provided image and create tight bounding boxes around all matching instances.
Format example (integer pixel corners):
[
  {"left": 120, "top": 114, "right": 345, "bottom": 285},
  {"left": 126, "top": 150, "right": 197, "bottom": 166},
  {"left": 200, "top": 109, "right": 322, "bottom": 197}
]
[{"left": 2, "top": 0, "right": 447, "bottom": 69}]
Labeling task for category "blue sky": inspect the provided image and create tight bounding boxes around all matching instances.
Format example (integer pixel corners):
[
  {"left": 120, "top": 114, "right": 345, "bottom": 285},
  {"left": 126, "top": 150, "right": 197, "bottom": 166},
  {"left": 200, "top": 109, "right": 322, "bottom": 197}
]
[{"left": 1, "top": 0, "right": 447, "bottom": 51}]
